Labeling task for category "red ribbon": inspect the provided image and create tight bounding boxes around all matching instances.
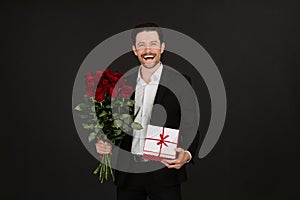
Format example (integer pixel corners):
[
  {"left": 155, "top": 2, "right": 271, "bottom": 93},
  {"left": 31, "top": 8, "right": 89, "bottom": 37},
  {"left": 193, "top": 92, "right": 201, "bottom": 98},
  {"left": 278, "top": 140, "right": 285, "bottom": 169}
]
[
  {"left": 157, "top": 128, "right": 169, "bottom": 146},
  {"left": 146, "top": 127, "right": 176, "bottom": 156}
]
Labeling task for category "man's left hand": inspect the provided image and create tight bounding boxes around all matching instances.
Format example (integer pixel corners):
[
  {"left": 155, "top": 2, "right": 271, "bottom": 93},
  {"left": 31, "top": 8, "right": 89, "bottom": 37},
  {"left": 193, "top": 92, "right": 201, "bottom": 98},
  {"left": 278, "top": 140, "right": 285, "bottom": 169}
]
[{"left": 161, "top": 148, "right": 191, "bottom": 169}]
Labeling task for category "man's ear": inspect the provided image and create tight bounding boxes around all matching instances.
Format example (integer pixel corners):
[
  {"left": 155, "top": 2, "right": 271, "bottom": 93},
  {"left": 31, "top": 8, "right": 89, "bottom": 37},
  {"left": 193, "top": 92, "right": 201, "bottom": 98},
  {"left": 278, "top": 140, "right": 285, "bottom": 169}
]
[
  {"left": 132, "top": 45, "right": 138, "bottom": 56},
  {"left": 160, "top": 42, "right": 165, "bottom": 54}
]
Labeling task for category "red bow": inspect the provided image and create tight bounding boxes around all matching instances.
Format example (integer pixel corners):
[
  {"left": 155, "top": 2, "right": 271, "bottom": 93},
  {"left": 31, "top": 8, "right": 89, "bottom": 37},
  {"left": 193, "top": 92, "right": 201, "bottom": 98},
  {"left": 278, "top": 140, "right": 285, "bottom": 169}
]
[
  {"left": 145, "top": 127, "right": 177, "bottom": 157},
  {"left": 156, "top": 128, "right": 169, "bottom": 156},
  {"left": 157, "top": 132, "right": 169, "bottom": 147}
]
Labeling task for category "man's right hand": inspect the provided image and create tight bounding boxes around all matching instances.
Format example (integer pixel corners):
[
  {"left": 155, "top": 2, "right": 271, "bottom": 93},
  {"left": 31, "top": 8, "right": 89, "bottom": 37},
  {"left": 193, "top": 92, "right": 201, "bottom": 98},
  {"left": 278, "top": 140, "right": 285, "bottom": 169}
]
[{"left": 95, "top": 139, "right": 112, "bottom": 154}]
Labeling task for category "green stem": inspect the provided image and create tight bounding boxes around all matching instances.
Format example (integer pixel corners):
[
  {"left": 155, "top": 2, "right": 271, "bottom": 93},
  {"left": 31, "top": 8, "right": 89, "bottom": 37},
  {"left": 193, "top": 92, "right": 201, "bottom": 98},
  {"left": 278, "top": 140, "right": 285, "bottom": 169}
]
[
  {"left": 105, "top": 155, "right": 108, "bottom": 180},
  {"left": 99, "top": 163, "right": 103, "bottom": 183},
  {"left": 93, "top": 162, "right": 101, "bottom": 174}
]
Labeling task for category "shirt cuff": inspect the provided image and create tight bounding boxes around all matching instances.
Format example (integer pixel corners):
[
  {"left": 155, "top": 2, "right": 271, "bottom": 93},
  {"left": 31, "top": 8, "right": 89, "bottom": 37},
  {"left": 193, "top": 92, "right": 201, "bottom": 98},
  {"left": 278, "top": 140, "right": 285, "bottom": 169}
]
[{"left": 184, "top": 150, "right": 192, "bottom": 163}]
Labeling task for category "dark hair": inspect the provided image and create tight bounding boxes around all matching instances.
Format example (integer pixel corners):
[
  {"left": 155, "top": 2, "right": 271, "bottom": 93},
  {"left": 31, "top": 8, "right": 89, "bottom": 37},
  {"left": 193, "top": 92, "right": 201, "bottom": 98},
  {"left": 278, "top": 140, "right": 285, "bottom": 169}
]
[{"left": 131, "top": 22, "right": 164, "bottom": 45}]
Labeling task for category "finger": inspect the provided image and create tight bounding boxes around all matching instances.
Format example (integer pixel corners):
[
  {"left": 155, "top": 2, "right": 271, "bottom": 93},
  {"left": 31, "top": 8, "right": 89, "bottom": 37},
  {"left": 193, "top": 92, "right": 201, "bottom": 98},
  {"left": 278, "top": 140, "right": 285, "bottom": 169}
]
[
  {"left": 97, "top": 139, "right": 104, "bottom": 143},
  {"left": 175, "top": 147, "right": 184, "bottom": 153},
  {"left": 96, "top": 147, "right": 111, "bottom": 154},
  {"left": 160, "top": 160, "right": 170, "bottom": 167},
  {"left": 105, "top": 143, "right": 112, "bottom": 148},
  {"left": 97, "top": 146, "right": 109, "bottom": 151},
  {"left": 168, "top": 164, "right": 182, "bottom": 169},
  {"left": 96, "top": 149, "right": 111, "bottom": 154},
  {"left": 95, "top": 143, "right": 105, "bottom": 148},
  {"left": 95, "top": 142, "right": 111, "bottom": 148},
  {"left": 104, "top": 146, "right": 112, "bottom": 151},
  {"left": 161, "top": 159, "right": 178, "bottom": 164}
]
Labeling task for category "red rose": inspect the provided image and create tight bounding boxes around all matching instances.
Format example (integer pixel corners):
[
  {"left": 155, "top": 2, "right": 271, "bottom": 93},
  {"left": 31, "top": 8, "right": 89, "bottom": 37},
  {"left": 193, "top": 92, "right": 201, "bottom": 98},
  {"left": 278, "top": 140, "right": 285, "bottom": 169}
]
[
  {"left": 108, "top": 85, "right": 119, "bottom": 98},
  {"left": 94, "top": 70, "right": 103, "bottom": 81},
  {"left": 85, "top": 72, "right": 96, "bottom": 96},
  {"left": 113, "top": 71, "right": 122, "bottom": 79},
  {"left": 85, "top": 87, "right": 94, "bottom": 97},
  {"left": 103, "top": 69, "right": 113, "bottom": 79},
  {"left": 85, "top": 72, "right": 95, "bottom": 88},
  {"left": 118, "top": 77, "right": 127, "bottom": 86},
  {"left": 121, "top": 85, "right": 134, "bottom": 98},
  {"left": 99, "top": 78, "right": 110, "bottom": 88},
  {"left": 85, "top": 72, "right": 94, "bottom": 79},
  {"left": 104, "top": 69, "right": 123, "bottom": 84},
  {"left": 95, "top": 87, "right": 106, "bottom": 102}
]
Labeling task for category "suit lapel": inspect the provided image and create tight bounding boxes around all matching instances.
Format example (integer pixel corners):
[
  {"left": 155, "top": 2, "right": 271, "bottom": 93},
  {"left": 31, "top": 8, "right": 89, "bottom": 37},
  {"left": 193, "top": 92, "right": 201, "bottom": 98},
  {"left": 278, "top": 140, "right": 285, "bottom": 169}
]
[
  {"left": 127, "top": 66, "right": 168, "bottom": 104},
  {"left": 126, "top": 66, "right": 169, "bottom": 120},
  {"left": 153, "top": 85, "right": 166, "bottom": 104},
  {"left": 154, "top": 66, "right": 168, "bottom": 104}
]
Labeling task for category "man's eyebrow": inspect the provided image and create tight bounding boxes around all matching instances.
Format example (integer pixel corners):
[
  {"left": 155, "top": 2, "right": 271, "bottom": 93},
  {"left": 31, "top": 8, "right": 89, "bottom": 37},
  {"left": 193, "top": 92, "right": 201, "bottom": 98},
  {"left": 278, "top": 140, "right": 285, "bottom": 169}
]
[{"left": 137, "top": 40, "right": 159, "bottom": 43}]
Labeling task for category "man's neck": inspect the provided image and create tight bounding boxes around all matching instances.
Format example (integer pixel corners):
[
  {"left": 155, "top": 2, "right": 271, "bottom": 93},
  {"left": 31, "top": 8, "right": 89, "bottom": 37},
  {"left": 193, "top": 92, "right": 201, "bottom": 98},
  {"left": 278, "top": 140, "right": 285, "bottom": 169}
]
[{"left": 140, "top": 62, "right": 161, "bottom": 84}]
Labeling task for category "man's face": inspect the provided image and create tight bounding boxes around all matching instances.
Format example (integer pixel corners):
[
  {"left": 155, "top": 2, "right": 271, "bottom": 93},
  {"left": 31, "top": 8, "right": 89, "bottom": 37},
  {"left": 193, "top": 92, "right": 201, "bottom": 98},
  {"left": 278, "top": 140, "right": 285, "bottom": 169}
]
[{"left": 132, "top": 31, "right": 165, "bottom": 69}]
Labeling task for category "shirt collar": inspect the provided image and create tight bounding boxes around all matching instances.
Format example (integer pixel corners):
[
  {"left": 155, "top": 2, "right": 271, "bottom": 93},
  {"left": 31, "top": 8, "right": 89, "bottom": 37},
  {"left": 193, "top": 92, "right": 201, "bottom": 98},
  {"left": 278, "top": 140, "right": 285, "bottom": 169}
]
[{"left": 136, "top": 63, "right": 163, "bottom": 84}]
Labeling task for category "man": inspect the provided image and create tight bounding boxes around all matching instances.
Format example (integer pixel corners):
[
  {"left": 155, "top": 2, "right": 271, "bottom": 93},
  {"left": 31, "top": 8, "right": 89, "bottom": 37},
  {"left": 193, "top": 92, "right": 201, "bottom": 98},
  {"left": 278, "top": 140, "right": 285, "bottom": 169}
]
[{"left": 95, "top": 22, "right": 200, "bottom": 200}]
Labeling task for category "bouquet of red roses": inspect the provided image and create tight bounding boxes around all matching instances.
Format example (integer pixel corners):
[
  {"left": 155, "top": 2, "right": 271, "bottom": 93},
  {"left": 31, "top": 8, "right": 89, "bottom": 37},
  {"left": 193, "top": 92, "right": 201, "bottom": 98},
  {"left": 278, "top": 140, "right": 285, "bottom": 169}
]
[{"left": 74, "top": 69, "right": 142, "bottom": 183}]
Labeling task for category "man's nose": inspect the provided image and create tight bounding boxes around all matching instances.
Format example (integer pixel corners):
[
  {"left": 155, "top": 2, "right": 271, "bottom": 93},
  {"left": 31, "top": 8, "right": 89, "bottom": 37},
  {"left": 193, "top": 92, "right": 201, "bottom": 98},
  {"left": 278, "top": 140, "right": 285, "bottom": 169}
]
[{"left": 145, "top": 47, "right": 152, "bottom": 52}]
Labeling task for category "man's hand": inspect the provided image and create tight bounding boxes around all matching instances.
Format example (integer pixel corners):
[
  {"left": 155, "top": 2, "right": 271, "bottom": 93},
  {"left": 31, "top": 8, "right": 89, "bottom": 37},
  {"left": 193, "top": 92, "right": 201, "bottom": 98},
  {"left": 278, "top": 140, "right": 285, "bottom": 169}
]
[
  {"left": 161, "top": 147, "right": 191, "bottom": 169},
  {"left": 95, "top": 139, "right": 112, "bottom": 155}
]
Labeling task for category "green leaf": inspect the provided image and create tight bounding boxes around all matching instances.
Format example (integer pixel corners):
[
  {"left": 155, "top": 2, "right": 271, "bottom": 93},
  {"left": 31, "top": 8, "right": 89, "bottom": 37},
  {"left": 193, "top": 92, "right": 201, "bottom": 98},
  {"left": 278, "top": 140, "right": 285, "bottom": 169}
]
[
  {"left": 113, "top": 100, "right": 122, "bottom": 106},
  {"left": 102, "top": 134, "right": 108, "bottom": 140},
  {"left": 74, "top": 103, "right": 89, "bottom": 111},
  {"left": 99, "top": 111, "right": 107, "bottom": 117},
  {"left": 122, "top": 124, "right": 131, "bottom": 132},
  {"left": 88, "top": 132, "right": 97, "bottom": 142},
  {"left": 99, "top": 122, "right": 104, "bottom": 129},
  {"left": 114, "top": 129, "right": 122, "bottom": 135},
  {"left": 112, "top": 113, "right": 119, "bottom": 119},
  {"left": 94, "top": 128, "right": 100, "bottom": 133},
  {"left": 92, "top": 117, "right": 99, "bottom": 122},
  {"left": 82, "top": 123, "right": 94, "bottom": 130},
  {"left": 89, "top": 96, "right": 95, "bottom": 103},
  {"left": 80, "top": 115, "right": 89, "bottom": 119},
  {"left": 126, "top": 99, "right": 135, "bottom": 106},
  {"left": 94, "top": 123, "right": 103, "bottom": 133},
  {"left": 131, "top": 122, "right": 143, "bottom": 130},
  {"left": 90, "top": 105, "right": 96, "bottom": 112},
  {"left": 84, "top": 95, "right": 94, "bottom": 104},
  {"left": 124, "top": 117, "right": 131, "bottom": 125},
  {"left": 119, "top": 114, "right": 131, "bottom": 120},
  {"left": 113, "top": 135, "right": 126, "bottom": 141},
  {"left": 113, "top": 120, "right": 123, "bottom": 128}
]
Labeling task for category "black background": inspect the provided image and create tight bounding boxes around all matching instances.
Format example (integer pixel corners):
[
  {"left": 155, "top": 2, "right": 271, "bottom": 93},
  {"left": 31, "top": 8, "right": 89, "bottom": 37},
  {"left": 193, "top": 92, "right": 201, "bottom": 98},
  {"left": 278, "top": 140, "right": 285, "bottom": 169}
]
[{"left": 2, "top": 1, "right": 299, "bottom": 200}]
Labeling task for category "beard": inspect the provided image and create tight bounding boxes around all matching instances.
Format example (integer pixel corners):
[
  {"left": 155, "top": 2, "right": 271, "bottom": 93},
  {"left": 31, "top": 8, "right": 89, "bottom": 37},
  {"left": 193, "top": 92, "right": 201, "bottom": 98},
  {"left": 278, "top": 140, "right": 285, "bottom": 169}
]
[
  {"left": 139, "top": 55, "right": 160, "bottom": 69},
  {"left": 141, "top": 61, "right": 160, "bottom": 69}
]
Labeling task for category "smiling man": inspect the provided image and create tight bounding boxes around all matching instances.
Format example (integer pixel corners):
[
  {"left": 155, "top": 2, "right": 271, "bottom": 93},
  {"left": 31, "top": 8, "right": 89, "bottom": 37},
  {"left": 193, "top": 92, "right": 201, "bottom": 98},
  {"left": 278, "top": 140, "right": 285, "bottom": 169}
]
[
  {"left": 133, "top": 30, "right": 164, "bottom": 71},
  {"left": 95, "top": 22, "right": 200, "bottom": 200}
]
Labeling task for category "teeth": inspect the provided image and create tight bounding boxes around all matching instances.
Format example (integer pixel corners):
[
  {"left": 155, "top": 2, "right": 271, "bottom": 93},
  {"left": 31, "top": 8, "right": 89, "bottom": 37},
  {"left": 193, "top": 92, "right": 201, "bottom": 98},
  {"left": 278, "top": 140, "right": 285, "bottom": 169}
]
[{"left": 143, "top": 55, "right": 154, "bottom": 58}]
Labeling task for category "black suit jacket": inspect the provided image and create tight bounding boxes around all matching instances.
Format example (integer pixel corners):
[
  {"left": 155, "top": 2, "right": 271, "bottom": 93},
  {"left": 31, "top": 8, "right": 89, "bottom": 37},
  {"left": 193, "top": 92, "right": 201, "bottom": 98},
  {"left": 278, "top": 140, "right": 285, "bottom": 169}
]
[{"left": 113, "top": 66, "right": 200, "bottom": 188}]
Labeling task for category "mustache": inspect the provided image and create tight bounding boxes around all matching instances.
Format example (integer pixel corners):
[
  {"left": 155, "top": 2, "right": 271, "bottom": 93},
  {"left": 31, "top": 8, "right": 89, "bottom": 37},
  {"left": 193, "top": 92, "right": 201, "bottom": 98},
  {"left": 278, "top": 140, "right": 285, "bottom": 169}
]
[{"left": 141, "top": 53, "right": 156, "bottom": 57}]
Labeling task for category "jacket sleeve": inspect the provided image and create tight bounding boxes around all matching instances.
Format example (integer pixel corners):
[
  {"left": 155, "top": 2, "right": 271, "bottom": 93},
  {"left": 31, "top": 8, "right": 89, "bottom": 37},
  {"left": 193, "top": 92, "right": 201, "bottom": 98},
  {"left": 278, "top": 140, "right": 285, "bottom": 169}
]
[{"left": 181, "top": 74, "right": 200, "bottom": 164}]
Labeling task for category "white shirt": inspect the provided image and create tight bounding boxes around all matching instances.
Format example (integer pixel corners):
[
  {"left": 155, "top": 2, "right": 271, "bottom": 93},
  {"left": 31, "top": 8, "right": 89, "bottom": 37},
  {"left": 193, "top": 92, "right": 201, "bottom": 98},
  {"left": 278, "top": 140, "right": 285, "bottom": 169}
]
[
  {"left": 131, "top": 64, "right": 163, "bottom": 155},
  {"left": 130, "top": 64, "right": 192, "bottom": 163}
]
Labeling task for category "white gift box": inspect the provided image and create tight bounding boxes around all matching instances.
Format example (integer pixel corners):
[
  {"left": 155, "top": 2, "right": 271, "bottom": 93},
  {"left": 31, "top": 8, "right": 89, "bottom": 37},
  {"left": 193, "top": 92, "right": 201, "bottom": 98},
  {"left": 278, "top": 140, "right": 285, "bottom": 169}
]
[{"left": 143, "top": 125, "right": 179, "bottom": 161}]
